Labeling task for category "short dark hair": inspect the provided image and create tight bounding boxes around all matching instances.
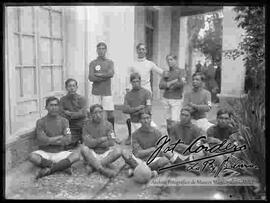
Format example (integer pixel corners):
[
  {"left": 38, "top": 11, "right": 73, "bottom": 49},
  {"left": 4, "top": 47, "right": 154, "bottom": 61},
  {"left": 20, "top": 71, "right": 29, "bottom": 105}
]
[
  {"left": 139, "top": 111, "right": 152, "bottom": 119},
  {"left": 90, "top": 104, "right": 103, "bottom": 114},
  {"left": 166, "top": 54, "right": 177, "bottom": 60},
  {"left": 45, "top": 96, "right": 59, "bottom": 107},
  {"left": 97, "top": 42, "right": 107, "bottom": 49},
  {"left": 192, "top": 72, "right": 205, "bottom": 82},
  {"left": 136, "top": 43, "right": 146, "bottom": 50},
  {"left": 65, "top": 78, "right": 78, "bottom": 87},
  {"left": 130, "top": 72, "right": 141, "bottom": 82},
  {"left": 180, "top": 106, "right": 193, "bottom": 115},
  {"left": 217, "top": 108, "right": 233, "bottom": 118}
]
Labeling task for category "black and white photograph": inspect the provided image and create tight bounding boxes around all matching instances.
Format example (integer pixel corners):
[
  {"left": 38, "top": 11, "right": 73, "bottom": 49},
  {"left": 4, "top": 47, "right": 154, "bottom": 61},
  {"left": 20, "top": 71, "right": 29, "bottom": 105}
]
[{"left": 4, "top": 3, "right": 266, "bottom": 200}]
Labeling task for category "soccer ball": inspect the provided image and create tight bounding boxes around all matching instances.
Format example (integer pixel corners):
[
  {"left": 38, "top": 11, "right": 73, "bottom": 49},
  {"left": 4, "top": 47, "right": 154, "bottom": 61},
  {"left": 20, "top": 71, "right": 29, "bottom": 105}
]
[{"left": 133, "top": 162, "right": 152, "bottom": 184}]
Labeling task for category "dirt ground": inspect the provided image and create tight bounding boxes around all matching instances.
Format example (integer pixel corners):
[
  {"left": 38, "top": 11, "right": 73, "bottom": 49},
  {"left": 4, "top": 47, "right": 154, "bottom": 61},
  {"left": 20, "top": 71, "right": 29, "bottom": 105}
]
[{"left": 6, "top": 99, "right": 232, "bottom": 200}]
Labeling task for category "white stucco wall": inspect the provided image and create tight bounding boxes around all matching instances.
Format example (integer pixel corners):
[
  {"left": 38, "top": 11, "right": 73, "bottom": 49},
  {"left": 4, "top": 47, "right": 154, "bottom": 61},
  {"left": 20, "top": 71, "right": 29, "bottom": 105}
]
[
  {"left": 221, "top": 6, "right": 246, "bottom": 97},
  {"left": 64, "top": 7, "right": 87, "bottom": 97},
  {"left": 134, "top": 6, "right": 145, "bottom": 52}
]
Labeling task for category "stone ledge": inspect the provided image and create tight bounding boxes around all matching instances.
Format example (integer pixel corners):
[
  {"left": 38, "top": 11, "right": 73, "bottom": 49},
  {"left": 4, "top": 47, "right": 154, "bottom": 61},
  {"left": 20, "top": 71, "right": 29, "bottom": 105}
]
[
  {"left": 217, "top": 93, "right": 247, "bottom": 111},
  {"left": 217, "top": 93, "right": 247, "bottom": 99}
]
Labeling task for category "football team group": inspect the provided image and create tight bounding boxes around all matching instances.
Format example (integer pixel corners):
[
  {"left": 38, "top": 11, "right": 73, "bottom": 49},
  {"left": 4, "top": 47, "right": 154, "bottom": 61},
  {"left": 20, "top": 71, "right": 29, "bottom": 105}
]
[{"left": 28, "top": 42, "right": 244, "bottom": 183}]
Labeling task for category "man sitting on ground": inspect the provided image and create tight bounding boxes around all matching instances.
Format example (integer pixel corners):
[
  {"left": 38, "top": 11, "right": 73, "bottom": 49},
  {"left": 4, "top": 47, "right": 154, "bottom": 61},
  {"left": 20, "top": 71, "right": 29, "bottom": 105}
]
[
  {"left": 169, "top": 106, "right": 204, "bottom": 170},
  {"left": 207, "top": 108, "right": 239, "bottom": 143},
  {"left": 28, "top": 96, "right": 80, "bottom": 179},
  {"left": 183, "top": 72, "right": 214, "bottom": 133},
  {"left": 122, "top": 112, "right": 171, "bottom": 178},
  {"left": 80, "top": 104, "right": 122, "bottom": 178},
  {"left": 60, "top": 78, "right": 87, "bottom": 149},
  {"left": 205, "top": 108, "right": 245, "bottom": 166},
  {"left": 123, "top": 72, "right": 157, "bottom": 145}
]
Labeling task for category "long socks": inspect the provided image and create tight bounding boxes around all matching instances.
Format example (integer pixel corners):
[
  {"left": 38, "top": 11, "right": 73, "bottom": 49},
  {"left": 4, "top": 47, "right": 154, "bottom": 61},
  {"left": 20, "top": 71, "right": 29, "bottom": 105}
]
[
  {"left": 40, "top": 157, "right": 53, "bottom": 168},
  {"left": 50, "top": 158, "right": 72, "bottom": 174}
]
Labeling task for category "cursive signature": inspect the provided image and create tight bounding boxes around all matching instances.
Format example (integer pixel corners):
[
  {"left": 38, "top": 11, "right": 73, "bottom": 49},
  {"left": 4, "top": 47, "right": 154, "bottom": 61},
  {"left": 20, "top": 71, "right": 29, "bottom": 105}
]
[
  {"left": 146, "top": 135, "right": 248, "bottom": 174},
  {"left": 186, "top": 156, "right": 258, "bottom": 177}
]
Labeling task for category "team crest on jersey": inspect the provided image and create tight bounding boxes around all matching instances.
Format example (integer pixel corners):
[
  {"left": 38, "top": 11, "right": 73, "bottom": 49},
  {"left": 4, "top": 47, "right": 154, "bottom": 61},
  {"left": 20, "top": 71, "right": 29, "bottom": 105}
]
[
  {"left": 66, "top": 128, "right": 71, "bottom": 135},
  {"left": 182, "top": 77, "right": 186, "bottom": 82},
  {"left": 110, "top": 131, "right": 116, "bottom": 139},
  {"left": 95, "top": 65, "right": 101, "bottom": 71}
]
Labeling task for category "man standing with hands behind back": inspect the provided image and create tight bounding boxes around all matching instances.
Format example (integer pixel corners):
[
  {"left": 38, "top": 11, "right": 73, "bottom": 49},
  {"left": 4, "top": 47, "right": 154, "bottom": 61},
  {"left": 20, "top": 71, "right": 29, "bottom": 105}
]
[{"left": 89, "top": 42, "right": 115, "bottom": 131}]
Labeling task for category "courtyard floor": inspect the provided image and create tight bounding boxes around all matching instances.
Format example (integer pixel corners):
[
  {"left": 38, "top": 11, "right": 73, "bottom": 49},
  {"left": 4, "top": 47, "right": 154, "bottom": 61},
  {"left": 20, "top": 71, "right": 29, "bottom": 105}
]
[{"left": 6, "top": 99, "right": 245, "bottom": 200}]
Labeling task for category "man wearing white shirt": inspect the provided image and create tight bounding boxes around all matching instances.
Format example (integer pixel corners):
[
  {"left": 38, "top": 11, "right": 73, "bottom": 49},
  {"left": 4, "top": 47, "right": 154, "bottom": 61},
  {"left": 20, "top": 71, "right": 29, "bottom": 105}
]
[
  {"left": 126, "top": 43, "right": 164, "bottom": 92},
  {"left": 125, "top": 43, "right": 164, "bottom": 142}
]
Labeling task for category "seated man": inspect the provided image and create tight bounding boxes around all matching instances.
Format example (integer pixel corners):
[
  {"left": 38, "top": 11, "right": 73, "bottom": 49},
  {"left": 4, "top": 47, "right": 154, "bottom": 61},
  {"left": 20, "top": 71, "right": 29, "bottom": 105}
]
[
  {"left": 206, "top": 108, "right": 245, "bottom": 165},
  {"left": 183, "top": 72, "right": 214, "bottom": 133},
  {"left": 206, "top": 108, "right": 239, "bottom": 143},
  {"left": 122, "top": 112, "right": 170, "bottom": 178},
  {"left": 60, "top": 78, "right": 87, "bottom": 148},
  {"left": 123, "top": 72, "right": 157, "bottom": 145},
  {"left": 169, "top": 107, "right": 204, "bottom": 168},
  {"left": 80, "top": 104, "right": 122, "bottom": 178},
  {"left": 28, "top": 97, "right": 80, "bottom": 179}
]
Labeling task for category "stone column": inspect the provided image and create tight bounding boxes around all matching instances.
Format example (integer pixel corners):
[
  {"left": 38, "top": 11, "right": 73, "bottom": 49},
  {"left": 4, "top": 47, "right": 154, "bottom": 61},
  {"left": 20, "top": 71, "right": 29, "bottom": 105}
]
[
  {"left": 155, "top": 7, "right": 172, "bottom": 100},
  {"left": 218, "top": 6, "right": 246, "bottom": 103},
  {"left": 178, "top": 16, "right": 188, "bottom": 72},
  {"left": 170, "top": 7, "right": 181, "bottom": 57},
  {"left": 64, "top": 7, "right": 87, "bottom": 96}
]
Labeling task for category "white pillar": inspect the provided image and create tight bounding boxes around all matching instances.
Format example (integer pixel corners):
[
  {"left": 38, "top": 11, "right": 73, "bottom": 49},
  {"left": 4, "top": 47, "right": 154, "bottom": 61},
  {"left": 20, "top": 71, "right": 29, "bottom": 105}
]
[
  {"left": 219, "top": 6, "right": 246, "bottom": 99},
  {"left": 179, "top": 16, "right": 188, "bottom": 71},
  {"left": 155, "top": 7, "right": 172, "bottom": 99},
  {"left": 63, "top": 6, "right": 86, "bottom": 96}
]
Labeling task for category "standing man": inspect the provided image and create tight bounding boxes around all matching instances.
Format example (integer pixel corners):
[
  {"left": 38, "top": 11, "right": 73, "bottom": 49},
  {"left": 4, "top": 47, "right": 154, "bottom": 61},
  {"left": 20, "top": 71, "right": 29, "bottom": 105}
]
[
  {"left": 195, "top": 60, "right": 203, "bottom": 73},
  {"left": 203, "top": 61, "right": 219, "bottom": 103},
  {"left": 183, "top": 72, "right": 214, "bottom": 133},
  {"left": 126, "top": 43, "right": 164, "bottom": 93},
  {"left": 28, "top": 97, "right": 80, "bottom": 179},
  {"left": 123, "top": 73, "right": 157, "bottom": 145},
  {"left": 60, "top": 78, "right": 87, "bottom": 148},
  {"left": 159, "top": 54, "right": 186, "bottom": 135},
  {"left": 89, "top": 42, "right": 115, "bottom": 130},
  {"left": 125, "top": 43, "right": 164, "bottom": 140}
]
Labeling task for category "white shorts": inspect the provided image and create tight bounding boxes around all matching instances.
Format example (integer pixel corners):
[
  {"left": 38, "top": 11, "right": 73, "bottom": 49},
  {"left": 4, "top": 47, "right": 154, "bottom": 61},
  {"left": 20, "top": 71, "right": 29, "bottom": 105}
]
[
  {"left": 162, "top": 98, "right": 183, "bottom": 121},
  {"left": 92, "top": 95, "right": 114, "bottom": 111},
  {"left": 32, "top": 150, "right": 72, "bottom": 163},
  {"left": 89, "top": 148, "right": 113, "bottom": 161},
  {"left": 131, "top": 121, "right": 157, "bottom": 134},
  {"left": 191, "top": 118, "right": 214, "bottom": 133}
]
